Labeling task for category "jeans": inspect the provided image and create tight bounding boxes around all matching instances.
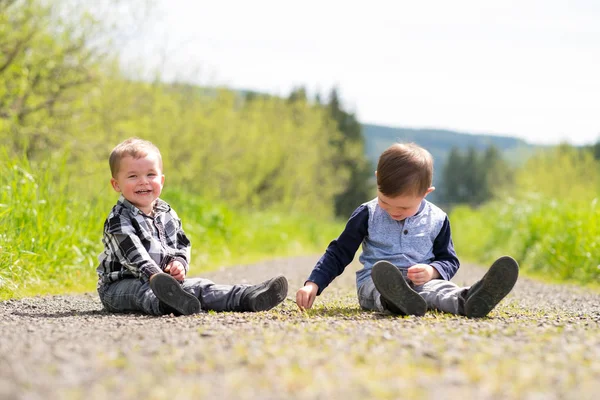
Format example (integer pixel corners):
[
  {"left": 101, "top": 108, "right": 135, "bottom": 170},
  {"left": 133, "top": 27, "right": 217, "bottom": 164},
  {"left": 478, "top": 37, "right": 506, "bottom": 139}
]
[
  {"left": 98, "top": 277, "right": 250, "bottom": 316},
  {"left": 357, "top": 269, "right": 468, "bottom": 315}
]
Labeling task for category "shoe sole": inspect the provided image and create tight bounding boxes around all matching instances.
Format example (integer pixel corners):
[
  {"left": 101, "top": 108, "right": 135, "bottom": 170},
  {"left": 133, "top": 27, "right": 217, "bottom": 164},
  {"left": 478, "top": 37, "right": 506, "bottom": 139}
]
[
  {"left": 150, "top": 274, "right": 201, "bottom": 315},
  {"left": 465, "top": 256, "right": 519, "bottom": 318},
  {"left": 371, "top": 261, "right": 427, "bottom": 316},
  {"left": 247, "top": 275, "right": 288, "bottom": 312}
]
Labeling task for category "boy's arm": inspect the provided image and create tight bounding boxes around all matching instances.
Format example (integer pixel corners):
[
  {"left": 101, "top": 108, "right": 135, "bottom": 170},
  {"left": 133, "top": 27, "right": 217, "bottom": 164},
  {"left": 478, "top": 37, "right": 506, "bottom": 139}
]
[
  {"left": 429, "top": 216, "right": 460, "bottom": 280},
  {"left": 170, "top": 216, "right": 191, "bottom": 275},
  {"left": 104, "top": 216, "right": 163, "bottom": 281},
  {"left": 306, "top": 205, "right": 369, "bottom": 295}
]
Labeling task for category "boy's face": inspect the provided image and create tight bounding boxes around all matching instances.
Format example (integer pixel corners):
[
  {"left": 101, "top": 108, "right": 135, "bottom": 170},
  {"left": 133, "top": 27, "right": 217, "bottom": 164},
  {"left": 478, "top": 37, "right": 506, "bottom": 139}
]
[
  {"left": 377, "top": 188, "right": 434, "bottom": 221},
  {"left": 110, "top": 153, "right": 164, "bottom": 215}
]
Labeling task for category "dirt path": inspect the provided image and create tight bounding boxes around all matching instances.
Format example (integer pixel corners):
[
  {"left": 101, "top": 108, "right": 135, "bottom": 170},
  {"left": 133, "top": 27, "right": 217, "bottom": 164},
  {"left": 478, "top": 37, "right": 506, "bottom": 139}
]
[{"left": 1, "top": 256, "right": 599, "bottom": 400}]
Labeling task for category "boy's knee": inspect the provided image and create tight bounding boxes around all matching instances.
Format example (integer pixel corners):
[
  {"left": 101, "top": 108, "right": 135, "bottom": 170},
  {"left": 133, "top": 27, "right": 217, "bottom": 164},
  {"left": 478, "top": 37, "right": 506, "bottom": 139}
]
[{"left": 357, "top": 287, "right": 383, "bottom": 312}]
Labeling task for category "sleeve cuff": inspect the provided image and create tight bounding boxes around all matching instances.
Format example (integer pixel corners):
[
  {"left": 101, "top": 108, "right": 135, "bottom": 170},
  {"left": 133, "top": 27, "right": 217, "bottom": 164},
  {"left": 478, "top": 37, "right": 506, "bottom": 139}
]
[
  {"left": 172, "top": 256, "right": 190, "bottom": 272},
  {"left": 430, "top": 262, "right": 449, "bottom": 281},
  {"left": 143, "top": 265, "right": 163, "bottom": 281},
  {"left": 305, "top": 277, "right": 326, "bottom": 296}
]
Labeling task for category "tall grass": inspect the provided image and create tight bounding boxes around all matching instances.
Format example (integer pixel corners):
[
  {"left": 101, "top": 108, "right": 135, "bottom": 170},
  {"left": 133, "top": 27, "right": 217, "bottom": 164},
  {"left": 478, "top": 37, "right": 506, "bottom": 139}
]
[
  {"left": 0, "top": 152, "right": 109, "bottom": 298},
  {"left": 0, "top": 154, "right": 344, "bottom": 300},
  {"left": 452, "top": 197, "right": 600, "bottom": 285},
  {"left": 450, "top": 145, "right": 600, "bottom": 286},
  {"left": 163, "top": 188, "right": 344, "bottom": 271}
]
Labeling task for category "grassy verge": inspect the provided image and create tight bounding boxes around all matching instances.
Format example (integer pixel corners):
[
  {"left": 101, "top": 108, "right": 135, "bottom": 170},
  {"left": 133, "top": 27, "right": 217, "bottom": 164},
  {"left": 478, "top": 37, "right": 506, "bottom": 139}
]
[
  {"left": 450, "top": 196, "right": 600, "bottom": 288},
  {"left": 0, "top": 155, "right": 343, "bottom": 300},
  {"left": 165, "top": 187, "right": 344, "bottom": 272}
]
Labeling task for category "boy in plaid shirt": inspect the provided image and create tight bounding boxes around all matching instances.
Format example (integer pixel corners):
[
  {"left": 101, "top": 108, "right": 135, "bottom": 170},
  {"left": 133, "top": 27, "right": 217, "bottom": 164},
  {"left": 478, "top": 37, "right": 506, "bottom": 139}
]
[{"left": 97, "top": 138, "right": 288, "bottom": 316}]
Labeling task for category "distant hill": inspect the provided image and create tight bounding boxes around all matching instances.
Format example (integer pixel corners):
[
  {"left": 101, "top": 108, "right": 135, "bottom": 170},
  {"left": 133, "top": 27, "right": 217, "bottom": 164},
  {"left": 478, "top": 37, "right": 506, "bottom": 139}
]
[
  {"left": 361, "top": 123, "right": 539, "bottom": 202},
  {"left": 362, "top": 123, "right": 535, "bottom": 165}
]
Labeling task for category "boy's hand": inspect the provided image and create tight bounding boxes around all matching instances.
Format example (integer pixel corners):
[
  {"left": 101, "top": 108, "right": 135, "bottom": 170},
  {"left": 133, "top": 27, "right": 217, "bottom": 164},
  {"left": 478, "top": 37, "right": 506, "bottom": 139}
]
[
  {"left": 165, "top": 260, "right": 186, "bottom": 282},
  {"left": 407, "top": 264, "right": 440, "bottom": 286},
  {"left": 296, "top": 282, "right": 319, "bottom": 310}
]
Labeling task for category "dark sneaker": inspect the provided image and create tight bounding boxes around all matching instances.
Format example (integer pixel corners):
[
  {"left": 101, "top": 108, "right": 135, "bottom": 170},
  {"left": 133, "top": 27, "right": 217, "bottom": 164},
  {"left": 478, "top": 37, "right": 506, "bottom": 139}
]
[
  {"left": 379, "top": 296, "right": 406, "bottom": 315},
  {"left": 464, "top": 256, "right": 519, "bottom": 318},
  {"left": 240, "top": 275, "right": 288, "bottom": 312},
  {"left": 371, "top": 261, "right": 427, "bottom": 316},
  {"left": 150, "top": 273, "right": 201, "bottom": 316}
]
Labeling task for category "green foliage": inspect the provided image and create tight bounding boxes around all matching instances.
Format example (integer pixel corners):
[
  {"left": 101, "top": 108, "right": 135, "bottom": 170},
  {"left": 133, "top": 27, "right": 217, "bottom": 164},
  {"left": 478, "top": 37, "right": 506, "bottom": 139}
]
[
  {"left": 582, "top": 139, "right": 600, "bottom": 161},
  {"left": 442, "top": 145, "right": 513, "bottom": 206},
  {"left": 0, "top": 151, "right": 110, "bottom": 298},
  {"left": 0, "top": 0, "right": 101, "bottom": 156},
  {"left": 1, "top": 1, "right": 354, "bottom": 219},
  {"left": 2, "top": 68, "right": 350, "bottom": 218},
  {"left": 162, "top": 187, "right": 344, "bottom": 270},
  {"left": 514, "top": 144, "right": 600, "bottom": 202},
  {"left": 326, "top": 88, "right": 374, "bottom": 217},
  {"left": 0, "top": 154, "right": 344, "bottom": 300},
  {"left": 0, "top": 0, "right": 359, "bottom": 299},
  {"left": 451, "top": 145, "right": 600, "bottom": 285},
  {"left": 452, "top": 197, "right": 600, "bottom": 284}
]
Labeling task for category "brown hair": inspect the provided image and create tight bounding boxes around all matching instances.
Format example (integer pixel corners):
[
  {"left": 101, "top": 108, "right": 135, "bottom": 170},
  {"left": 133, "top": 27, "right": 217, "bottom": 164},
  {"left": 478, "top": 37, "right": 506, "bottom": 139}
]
[
  {"left": 109, "top": 137, "right": 163, "bottom": 178},
  {"left": 376, "top": 143, "right": 433, "bottom": 197}
]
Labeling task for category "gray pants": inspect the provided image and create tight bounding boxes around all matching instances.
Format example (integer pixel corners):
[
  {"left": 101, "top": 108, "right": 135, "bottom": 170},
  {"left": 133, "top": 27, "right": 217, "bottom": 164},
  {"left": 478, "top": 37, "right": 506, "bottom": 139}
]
[
  {"left": 98, "top": 277, "right": 250, "bottom": 316},
  {"left": 357, "top": 271, "right": 468, "bottom": 315}
]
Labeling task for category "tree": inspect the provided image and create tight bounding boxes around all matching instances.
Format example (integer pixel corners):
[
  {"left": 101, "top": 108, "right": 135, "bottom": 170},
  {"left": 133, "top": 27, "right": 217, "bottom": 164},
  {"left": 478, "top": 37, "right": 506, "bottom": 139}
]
[
  {"left": 483, "top": 145, "right": 513, "bottom": 199},
  {"left": 585, "top": 138, "right": 600, "bottom": 161},
  {"left": 0, "top": 0, "right": 152, "bottom": 158},
  {"left": 441, "top": 145, "right": 512, "bottom": 206},
  {"left": 0, "top": 0, "right": 99, "bottom": 155},
  {"left": 326, "top": 87, "right": 374, "bottom": 217},
  {"left": 442, "top": 147, "right": 465, "bottom": 204},
  {"left": 287, "top": 86, "right": 307, "bottom": 103}
]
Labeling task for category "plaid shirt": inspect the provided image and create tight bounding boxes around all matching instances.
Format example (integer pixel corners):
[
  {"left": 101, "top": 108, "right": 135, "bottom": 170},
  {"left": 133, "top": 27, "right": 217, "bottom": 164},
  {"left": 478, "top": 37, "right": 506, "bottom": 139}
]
[{"left": 97, "top": 195, "right": 191, "bottom": 285}]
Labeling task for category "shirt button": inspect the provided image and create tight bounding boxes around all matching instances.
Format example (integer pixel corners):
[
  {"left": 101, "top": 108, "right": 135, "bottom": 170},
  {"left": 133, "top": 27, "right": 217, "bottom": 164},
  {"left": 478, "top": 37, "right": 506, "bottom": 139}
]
[{"left": 404, "top": 230, "right": 408, "bottom": 234}]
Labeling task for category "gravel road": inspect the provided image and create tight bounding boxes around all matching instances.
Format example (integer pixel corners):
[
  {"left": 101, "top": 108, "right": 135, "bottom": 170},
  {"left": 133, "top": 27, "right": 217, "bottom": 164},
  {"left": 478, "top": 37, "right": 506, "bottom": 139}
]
[{"left": 1, "top": 256, "right": 599, "bottom": 400}]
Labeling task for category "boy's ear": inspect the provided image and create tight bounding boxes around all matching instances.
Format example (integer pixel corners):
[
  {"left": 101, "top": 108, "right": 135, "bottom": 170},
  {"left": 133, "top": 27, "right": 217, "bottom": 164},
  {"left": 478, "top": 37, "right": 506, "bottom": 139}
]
[
  {"left": 110, "top": 178, "right": 121, "bottom": 192},
  {"left": 424, "top": 186, "right": 435, "bottom": 197},
  {"left": 161, "top": 174, "right": 165, "bottom": 186}
]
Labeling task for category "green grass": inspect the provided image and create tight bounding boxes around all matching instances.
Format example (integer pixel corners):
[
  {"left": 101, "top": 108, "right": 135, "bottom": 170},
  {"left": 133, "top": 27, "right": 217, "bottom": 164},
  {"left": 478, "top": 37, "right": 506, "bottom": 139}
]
[
  {"left": 3, "top": 147, "right": 600, "bottom": 300},
  {"left": 450, "top": 195, "right": 600, "bottom": 288},
  {"left": 0, "top": 154, "right": 344, "bottom": 300},
  {"left": 0, "top": 152, "right": 107, "bottom": 298},
  {"left": 164, "top": 188, "right": 343, "bottom": 270}
]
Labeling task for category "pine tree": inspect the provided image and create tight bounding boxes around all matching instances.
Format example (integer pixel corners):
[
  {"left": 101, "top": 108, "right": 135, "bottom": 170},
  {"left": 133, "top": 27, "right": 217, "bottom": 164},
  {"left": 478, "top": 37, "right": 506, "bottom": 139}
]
[
  {"left": 326, "top": 88, "right": 374, "bottom": 217},
  {"left": 442, "top": 147, "right": 465, "bottom": 204},
  {"left": 441, "top": 145, "right": 513, "bottom": 206}
]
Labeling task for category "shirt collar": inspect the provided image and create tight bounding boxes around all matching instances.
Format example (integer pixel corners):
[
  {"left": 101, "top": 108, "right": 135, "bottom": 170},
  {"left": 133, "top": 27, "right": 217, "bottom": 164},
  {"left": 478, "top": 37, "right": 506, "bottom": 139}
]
[
  {"left": 405, "top": 199, "right": 427, "bottom": 222},
  {"left": 116, "top": 195, "right": 170, "bottom": 216},
  {"left": 415, "top": 199, "right": 427, "bottom": 215}
]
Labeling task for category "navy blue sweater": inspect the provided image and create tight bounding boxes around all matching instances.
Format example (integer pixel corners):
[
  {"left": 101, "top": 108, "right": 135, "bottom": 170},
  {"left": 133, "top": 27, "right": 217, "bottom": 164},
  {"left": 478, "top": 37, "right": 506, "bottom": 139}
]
[{"left": 307, "top": 200, "right": 460, "bottom": 295}]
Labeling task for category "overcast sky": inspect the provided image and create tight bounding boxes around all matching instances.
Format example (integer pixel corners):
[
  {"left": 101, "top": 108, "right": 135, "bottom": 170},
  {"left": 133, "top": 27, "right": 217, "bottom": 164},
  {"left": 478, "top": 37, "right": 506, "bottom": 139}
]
[{"left": 122, "top": 0, "right": 600, "bottom": 145}]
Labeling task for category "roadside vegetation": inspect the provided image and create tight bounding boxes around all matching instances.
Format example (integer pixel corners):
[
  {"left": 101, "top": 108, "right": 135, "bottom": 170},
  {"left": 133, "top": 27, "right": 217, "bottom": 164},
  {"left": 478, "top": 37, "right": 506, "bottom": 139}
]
[
  {"left": 0, "top": 153, "right": 344, "bottom": 299},
  {"left": 451, "top": 145, "right": 600, "bottom": 287},
  {"left": 1, "top": 0, "right": 599, "bottom": 300},
  {"left": 0, "top": 0, "right": 357, "bottom": 299}
]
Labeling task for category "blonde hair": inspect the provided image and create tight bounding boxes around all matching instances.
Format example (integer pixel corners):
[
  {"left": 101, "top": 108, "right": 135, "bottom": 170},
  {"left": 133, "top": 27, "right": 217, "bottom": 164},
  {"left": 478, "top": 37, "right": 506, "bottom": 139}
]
[{"left": 109, "top": 137, "right": 163, "bottom": 178}]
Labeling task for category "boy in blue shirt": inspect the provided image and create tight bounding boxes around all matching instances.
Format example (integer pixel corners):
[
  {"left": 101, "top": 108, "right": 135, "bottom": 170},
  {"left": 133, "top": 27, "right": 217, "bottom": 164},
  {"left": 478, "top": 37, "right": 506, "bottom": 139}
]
[
  {"left": 97, "top": 137, "right": 288, "bottom": 316},
  {"left": 296, "top": 143, "right": 518, "bottom": 318}
]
